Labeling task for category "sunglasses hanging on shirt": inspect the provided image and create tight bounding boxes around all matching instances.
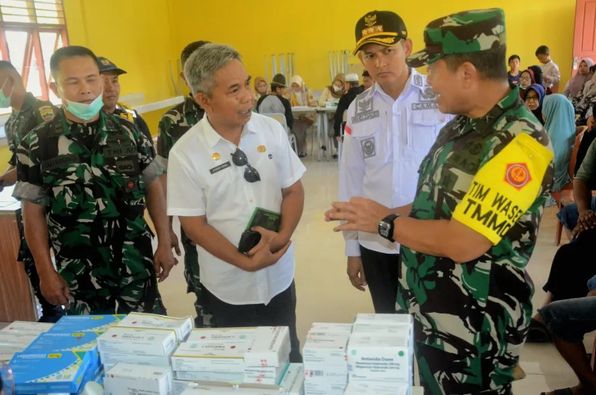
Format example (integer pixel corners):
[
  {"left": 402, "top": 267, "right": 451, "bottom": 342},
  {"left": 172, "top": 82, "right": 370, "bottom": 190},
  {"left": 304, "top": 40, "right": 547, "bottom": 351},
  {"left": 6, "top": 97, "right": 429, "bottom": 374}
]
[{"left": 231, "top": 148, "right": 261, "bottom": 183}]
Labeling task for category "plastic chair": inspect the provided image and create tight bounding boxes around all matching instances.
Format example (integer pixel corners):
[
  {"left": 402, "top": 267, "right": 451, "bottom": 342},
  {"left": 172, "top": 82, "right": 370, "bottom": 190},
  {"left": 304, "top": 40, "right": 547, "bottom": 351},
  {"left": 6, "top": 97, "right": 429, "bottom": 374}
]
[
  {"left": 553, "top": 126, "right": 588, "bottom": 245},
  {"left": 261, "top": 113, "right": 298, "bottom": 153}
]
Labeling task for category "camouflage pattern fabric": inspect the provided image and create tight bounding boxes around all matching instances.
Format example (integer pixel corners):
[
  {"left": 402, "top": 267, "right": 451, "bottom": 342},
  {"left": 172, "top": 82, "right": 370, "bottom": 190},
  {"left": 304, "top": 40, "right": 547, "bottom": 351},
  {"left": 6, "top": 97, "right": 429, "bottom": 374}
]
[
  {"left": 407, "top": 8, "right": 506, "bottom": 68},
  {"left": 397, "top": 87, "right": 553, "bottom": 394},
  {"left": 157, "top": 95, "right": 213, "bottom": 327},
  {"left": 15, "top": 110, "right": 165, "bottom": 315},
  {"left": 113, "top": 103, "right": 154, "bottom": 153},
  {"left": 5, "top": 93, "right": 63, "bottom": 319}
]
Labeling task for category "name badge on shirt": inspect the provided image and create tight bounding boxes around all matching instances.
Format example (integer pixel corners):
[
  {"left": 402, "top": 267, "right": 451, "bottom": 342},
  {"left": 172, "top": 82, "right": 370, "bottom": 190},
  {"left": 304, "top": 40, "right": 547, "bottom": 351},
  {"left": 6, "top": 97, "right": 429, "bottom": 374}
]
[
  {"left": 361, "top": 137, "right": 376, "bottom": 159},
  {"left": 209, "top": 161, "right": 231, "bottom": 174},
  {"left": 412, "top": 102, "right": 439, "bottom": 111}
]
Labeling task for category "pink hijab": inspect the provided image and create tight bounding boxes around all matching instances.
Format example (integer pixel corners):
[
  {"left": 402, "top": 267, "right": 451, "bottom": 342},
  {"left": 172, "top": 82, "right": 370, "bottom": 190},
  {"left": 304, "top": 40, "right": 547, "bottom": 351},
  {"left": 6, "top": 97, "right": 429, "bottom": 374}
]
[{"left": 565, "top": 57, "right": 594, "bottom": 97}]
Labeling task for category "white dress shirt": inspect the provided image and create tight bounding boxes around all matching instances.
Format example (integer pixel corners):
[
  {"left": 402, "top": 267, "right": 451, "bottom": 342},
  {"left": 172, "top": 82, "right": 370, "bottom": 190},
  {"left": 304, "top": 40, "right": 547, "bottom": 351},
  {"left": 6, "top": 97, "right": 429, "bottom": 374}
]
[
  {"left": 339, "top": 69, "right": 450, "bottom": 256},
  {"left": 167, "top": 112, "right": 306, "bottom": 305}
]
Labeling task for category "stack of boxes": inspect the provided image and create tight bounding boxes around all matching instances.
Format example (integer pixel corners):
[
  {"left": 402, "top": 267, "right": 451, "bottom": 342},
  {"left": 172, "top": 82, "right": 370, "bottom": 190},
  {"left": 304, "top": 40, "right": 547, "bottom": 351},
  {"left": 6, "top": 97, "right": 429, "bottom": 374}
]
[
  {"left": 346, "top": 314, "right": 413, "bottom": 394},
  {"left": 99, "top": 313, "right": 192, "bottom": 395},
  {"left": 9, "top": 315, "right": 124, "bottom": 394},
  {"left": 302, "top": 323, "right": 351, "bottom": 395},
  {"left": 171, "top": 326, "right": 291, "bottom": 387}
]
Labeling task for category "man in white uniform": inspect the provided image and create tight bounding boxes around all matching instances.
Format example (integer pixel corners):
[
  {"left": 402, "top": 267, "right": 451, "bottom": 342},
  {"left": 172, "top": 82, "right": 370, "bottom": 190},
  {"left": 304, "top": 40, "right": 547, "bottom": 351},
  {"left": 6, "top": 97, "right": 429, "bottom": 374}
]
[
  {"left": 167, "top": 44, "right": 305, "bottom": 362},
  {"left": 339, "top": 10, "right": 449, "bottom": 313}
]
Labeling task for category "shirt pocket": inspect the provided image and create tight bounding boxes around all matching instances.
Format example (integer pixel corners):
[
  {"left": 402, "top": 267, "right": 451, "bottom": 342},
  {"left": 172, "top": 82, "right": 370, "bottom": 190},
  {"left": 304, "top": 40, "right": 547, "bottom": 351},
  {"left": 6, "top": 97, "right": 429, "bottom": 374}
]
[
  {"left": 350, "top": 119, "right": 390, "bottom": 164},
  {"left": 409, "top": 110, "right": 445, "bottom": 157},
  {"left": 42, "top": 158, "right": 94, "bottom": 217}
]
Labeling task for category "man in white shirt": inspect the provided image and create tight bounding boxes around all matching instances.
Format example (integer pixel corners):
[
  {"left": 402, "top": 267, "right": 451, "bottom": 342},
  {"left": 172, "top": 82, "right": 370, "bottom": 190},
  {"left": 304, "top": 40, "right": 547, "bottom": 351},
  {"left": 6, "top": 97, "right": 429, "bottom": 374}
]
[
  {"left": 167, "top": 43, "right": 305, "bottom": 362},
  {"left": 535, "top": 45, "right": 560, "bottom": 92},
  {"left": 339, "top": 10, "right": 449, "bottom": 313}
]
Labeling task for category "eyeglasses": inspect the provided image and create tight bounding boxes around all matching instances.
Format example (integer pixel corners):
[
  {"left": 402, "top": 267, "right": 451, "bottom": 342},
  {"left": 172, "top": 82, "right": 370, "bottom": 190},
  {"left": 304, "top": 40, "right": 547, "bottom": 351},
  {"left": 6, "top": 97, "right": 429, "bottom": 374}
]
[{"left": 231, "top": 148, "right": 261, "bottom": 183}]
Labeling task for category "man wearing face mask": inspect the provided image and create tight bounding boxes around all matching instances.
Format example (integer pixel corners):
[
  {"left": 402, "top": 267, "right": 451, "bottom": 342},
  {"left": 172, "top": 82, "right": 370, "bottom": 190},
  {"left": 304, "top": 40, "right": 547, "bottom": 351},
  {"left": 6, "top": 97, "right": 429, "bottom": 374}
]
[
  {"left": 98, "top": 56, "right": 153, "bottom": 148},
  {"left": 0, "top": 61, "right": 63, "bottom": 322},
  {"left": 13, "top": 46, "right": 176, "bottom": 315}
]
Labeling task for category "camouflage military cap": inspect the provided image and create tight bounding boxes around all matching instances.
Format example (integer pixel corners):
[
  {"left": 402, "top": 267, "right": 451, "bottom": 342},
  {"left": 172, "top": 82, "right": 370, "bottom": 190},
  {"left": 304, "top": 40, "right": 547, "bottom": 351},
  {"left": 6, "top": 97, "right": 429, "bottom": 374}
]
[{"left": 407, "top": 8, "right": 506, "bottom": 67}]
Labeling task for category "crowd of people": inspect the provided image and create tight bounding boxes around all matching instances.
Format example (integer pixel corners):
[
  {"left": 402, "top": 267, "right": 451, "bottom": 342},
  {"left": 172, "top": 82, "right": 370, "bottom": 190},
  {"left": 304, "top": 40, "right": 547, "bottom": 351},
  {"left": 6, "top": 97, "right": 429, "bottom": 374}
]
[{"left": 0, "top": 5, "right": 594, "bottom": 395}]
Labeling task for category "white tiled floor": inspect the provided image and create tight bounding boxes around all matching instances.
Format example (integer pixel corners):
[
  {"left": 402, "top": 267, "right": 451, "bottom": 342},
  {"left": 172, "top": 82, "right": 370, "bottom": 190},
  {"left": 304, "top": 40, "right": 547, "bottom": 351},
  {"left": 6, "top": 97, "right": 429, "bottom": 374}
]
[{"left": 159, "top": 157, "right": 588, "bottom": 394}]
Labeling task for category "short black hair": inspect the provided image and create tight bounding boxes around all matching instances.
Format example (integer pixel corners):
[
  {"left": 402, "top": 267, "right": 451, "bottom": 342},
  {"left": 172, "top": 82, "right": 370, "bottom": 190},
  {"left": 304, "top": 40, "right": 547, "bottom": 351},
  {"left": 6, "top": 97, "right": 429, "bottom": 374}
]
[
  {"left": 50, "top": 46, "right": 99, "bottom": 79},
  {"left": 181, "top": 41, "right": 210, "bottom": 67},
  {"left": 528, "top": 65, "right": 544, "bottom": 85},
  {"left": 590, "top": 64, "right": 596, "bottom": 74},
  {"left": 443, "top": 45, "right": 507, "bottom": 81},
  {"left": 508, "top": 54, "right": 520, "bottom": 63},
  {"left": 0, "top": 61, "right": 18, "bottom": 74},
  {"left": 535, "top": 45, "right": 549, "bottom": 56}
]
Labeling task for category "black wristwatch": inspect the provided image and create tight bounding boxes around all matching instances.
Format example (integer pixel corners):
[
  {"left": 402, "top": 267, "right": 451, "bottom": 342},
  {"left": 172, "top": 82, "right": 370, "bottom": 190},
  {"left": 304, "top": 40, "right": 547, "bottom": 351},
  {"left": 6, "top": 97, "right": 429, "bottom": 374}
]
[{"left": 378, "top": 214, "right": 398, "bottom": 242}]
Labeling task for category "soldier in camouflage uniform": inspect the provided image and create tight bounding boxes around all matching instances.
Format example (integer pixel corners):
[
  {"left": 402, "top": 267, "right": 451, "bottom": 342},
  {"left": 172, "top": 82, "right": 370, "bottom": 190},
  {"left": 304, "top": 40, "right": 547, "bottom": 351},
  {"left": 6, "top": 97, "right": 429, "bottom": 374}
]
[
  {"left": 97, "top": 56, "right": 155, "bottom": 150},
  {"left": 327, "top": 9, "right": 554, "bottom": 394},
  {"left": 0, "top": 61, "right": 63, "bottom": 322},
  {"left": 157, "top": 40, "right": 214, "bottom": 327},
  {"left": 13, "top": 46, "right": 176, "bottom": 315}
]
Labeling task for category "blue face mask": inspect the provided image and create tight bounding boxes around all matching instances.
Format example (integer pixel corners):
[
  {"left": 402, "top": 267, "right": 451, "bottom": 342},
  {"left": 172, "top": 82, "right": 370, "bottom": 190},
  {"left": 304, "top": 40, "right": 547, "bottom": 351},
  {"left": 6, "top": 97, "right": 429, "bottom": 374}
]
[
  {"left": 0, "top": 78, "right": 13, "bottom": 108},
  {"left": 64, "top": 94, "right": 104, "bottom": 121}
]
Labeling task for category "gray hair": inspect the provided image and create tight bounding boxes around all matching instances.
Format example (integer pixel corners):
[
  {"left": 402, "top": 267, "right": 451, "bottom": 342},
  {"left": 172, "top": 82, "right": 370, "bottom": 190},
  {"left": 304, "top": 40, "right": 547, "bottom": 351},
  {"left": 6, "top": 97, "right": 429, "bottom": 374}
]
[{"left": 183, "top": 43, "right": 241, "bottom": 96}]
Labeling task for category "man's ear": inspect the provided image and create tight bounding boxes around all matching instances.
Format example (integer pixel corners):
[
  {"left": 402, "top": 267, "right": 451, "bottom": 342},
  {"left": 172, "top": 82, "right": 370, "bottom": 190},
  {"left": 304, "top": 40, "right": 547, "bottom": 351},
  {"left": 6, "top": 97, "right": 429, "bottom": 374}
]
[
  {"left": 49, "top": 81, "right": 60, "bottom": 98},
  {"left": 459, "top": 61, "right": 478, "bottom": 89},
  {"left": 401, "top": 39, "right": 413, "bottom": 57},
  {"left": 194, "top": 91, "right": 210, "bottom": 111}
]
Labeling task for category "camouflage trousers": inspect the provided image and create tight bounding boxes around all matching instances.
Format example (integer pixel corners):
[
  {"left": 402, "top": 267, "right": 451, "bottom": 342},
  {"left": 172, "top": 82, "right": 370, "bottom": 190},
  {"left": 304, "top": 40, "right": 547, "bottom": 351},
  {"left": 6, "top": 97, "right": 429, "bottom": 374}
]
[
  {"left": 15, "top": 210, "right": 64, "bottom": 321},
  {"left": 55, "top": 230, "right": 166, "bottom": 315},
  {"left": 181, "top": 227, "right": 214, "bottom": 327}
]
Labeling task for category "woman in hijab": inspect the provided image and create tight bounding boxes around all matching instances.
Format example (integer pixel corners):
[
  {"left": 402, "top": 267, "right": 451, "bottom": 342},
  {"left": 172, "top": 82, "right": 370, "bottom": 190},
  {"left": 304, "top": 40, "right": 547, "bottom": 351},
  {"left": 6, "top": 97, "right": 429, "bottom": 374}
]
[
  {"left": 289, "top": 75, "right": 316, "bottom": 157},
  {"left": 519, "top": 69, "right": 537, "bottom": 100},
  {"left": 524, "top": 83, "right": 545, "bottom": 124},
  {"left": 253, "top": 76, "right": 268, "bottom": 101},
  {"left": 563, "top": 58, "right": 594, "bottom": 98},
  {"left": 574, "top": 65, "right": 596, "bottom": 123},
  {"left": 318, "top": 73, "right": 346, "bottom": 106},
  {"left": 542, "top": 94, "right": 576, "bottom": 192}
]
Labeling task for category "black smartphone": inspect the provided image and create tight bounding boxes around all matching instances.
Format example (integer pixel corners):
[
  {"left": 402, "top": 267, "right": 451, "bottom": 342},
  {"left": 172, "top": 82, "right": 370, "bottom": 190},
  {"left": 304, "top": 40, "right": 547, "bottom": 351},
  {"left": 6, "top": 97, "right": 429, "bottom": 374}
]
[{"left": 238, "top": 229, "right": 262, "bottom": 254}]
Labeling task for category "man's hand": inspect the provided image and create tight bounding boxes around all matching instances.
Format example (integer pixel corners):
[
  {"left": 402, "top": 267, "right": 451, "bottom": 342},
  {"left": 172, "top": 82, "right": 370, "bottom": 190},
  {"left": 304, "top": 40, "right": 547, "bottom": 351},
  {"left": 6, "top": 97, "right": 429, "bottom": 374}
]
[
  {"left": 249, "top": 226, "right": 289, "bottom": 254},
  {"left": 169, "top": 227, "right": 181, "bottom": 256},
  {"left": 347, "top": 256, "right": 367, "bottom": 291},
  {"left": 325, "top": 197, "right": 391, "bottom": 233},
  {"left": 244, "top": 236, "right": 291, "bottom": 272},
  {"left": 572, "top": 210, "right": 596, "bottom": 238},
  {"left": 39, "top": 271, "right": 70, "bottom": 306},
  {"left": 153, "top": 243, "right": 178, "bottom": 282}
]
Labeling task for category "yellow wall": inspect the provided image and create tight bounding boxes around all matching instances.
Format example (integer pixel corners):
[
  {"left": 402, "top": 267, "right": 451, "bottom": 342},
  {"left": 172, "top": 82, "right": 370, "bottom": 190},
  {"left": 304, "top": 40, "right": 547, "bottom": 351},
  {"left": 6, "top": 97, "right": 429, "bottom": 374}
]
[
  {"left": 57, "top": 0, "right": 577, "bottom": 135},
  {"left": 170, "top": 0, "right": 577, "bottom": 89},
  {"left": 0, "top": 146, "right": 11, "bottom": 170}
]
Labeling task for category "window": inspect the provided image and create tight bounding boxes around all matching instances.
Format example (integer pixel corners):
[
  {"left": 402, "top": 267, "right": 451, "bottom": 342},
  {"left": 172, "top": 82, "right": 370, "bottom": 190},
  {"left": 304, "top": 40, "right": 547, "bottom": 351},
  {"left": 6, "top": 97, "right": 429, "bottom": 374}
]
[{"left": 0, "top": 0, "right": 68, "bottom": 102}]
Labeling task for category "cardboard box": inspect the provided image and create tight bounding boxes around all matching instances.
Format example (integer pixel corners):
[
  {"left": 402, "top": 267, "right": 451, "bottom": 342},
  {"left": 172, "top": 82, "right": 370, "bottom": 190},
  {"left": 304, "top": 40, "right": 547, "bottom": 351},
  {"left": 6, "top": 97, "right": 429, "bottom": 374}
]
[
  {"left": 186, "top": 327, "right": 256, "bottom": 343},
  {"left": 25, "top": 330, "right": 100, "bottom": 368},
  {"left": 104, "top": 363, "right": 172, "bottom": 395},
  {"left": 0, "top": 332, "right": 39, "bottom": 348},
  {"left": 303, "top": 332, "right": 348, "bottom": 368},
  {"left": 346, "top": 333, "right": 412, "bottom": 383},
  {"left": 343, "top": 381, "right": 410, "bottom": 395},
  {"left": 174, "top": 381, "right": 281, "bottom": 395},
  {"left": 10, "top": 350, "right": 93, "bottom": 394},
  {"left": 1, "top": 320, "right": 53, "bottom": 335},
  {"left": 354, "top": 314, "right": 412, "bottom": 325},
  {"left": 50, "top": 315, "right": 125, "bottom": 334},
  {"left": 278, "top": 363, "right": 304, "bottom": 395},
  {"left": 303, "top": 380, "right": 346, "bottom": 395},
  {"left": 117, "top": 312, "right": 193, "bottom": 342},
  {"left": 245, "top": 327, "right": 290, "bottom": 368},
  {"left": 101, "top": 352, "right": 172, "bottom": 371},
  {"left": 309, "top": 323, "right": 352, "bottom": 334},
  {"left": 171, "top": 340, "right": 247, "bottom": 372},
  {"left": 98, "top": 327, "right": 177, "bottom": 357},
  {"left": 174, "top": 370, "right": 244, "bottom": 383}
]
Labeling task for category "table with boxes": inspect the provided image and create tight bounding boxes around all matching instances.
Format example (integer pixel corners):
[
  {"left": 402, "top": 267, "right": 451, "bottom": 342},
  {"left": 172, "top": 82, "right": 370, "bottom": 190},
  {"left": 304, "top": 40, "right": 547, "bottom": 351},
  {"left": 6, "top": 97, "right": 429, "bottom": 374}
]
[{"left": 0, "top": 312, "right": 423, "bottom": 394}]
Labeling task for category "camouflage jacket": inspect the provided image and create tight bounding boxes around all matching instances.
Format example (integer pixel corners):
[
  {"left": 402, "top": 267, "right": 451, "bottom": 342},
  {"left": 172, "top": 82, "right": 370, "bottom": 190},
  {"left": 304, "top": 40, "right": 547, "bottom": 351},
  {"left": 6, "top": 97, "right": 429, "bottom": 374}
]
[
  {"left": 5, "top": 93, "right": 57, "bottom": 166},
  {"left": 397, "top": 87, "right": 553, "bottom": 390},
  {"left": 14, "top": 110, "right": 158, "bottom": 263},
  {"left": 112, "top": 103, "right": 154, "bottom": 151},
  {"left": 156, "top": 94, "right": 204, "bottom": 160}
]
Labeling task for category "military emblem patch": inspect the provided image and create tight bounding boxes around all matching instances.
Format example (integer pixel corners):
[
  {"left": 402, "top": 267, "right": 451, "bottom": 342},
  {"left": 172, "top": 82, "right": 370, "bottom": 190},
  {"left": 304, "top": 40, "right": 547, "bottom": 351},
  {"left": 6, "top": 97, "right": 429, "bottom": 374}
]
[
  {"left": 38, "top": 106, "right": 55, "bottom": 121},
  {"left": 505, "top": 162, "right": 531, "bottom": 190},
  {"left": 361, "top": 137, "right": 376, "bottom": 159}
]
